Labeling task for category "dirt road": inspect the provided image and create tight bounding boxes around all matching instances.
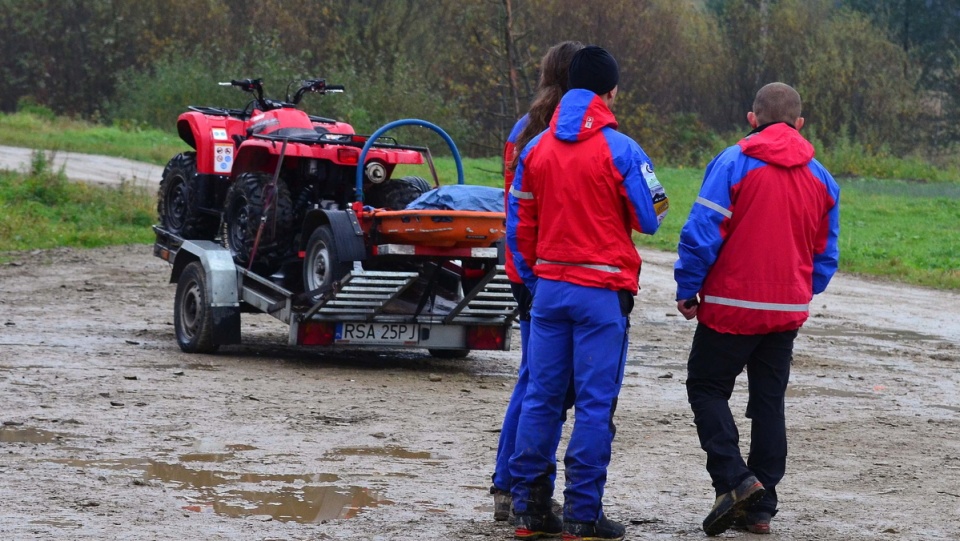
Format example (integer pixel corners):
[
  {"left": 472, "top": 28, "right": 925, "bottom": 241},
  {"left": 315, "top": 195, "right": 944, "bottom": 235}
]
[
  {"left": 0, "top": 145, "right": 163, "bottom": 186},
  {"left": 1, "top": 240, "right": 958, "bottom": 541}
]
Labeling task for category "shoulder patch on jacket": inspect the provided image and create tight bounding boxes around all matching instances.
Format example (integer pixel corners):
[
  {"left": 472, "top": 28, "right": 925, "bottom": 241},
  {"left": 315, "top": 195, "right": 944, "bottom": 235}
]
[{"left": 642, "top": 162, "right": 669, "bottom": 223}]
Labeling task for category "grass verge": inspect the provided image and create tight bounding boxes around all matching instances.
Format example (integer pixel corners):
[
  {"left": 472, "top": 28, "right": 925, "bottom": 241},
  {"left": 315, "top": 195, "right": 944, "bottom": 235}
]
[
  {"left": 1, "top": 112, "right": 956, "bottom": 289},
  {"left": 0, "top": 153, "right": 155, "bottom": 257},
  {"left": 637, "top": 169, "right": 960, "bottom": 289},
  {"left": 0, "top": 112, "right": 184, "bottom": 165}
]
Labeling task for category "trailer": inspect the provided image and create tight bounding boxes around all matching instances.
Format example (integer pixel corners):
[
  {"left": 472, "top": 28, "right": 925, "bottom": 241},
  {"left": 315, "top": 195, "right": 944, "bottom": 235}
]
[{"left": 153, "top": 222, "right": 519, "bottom": 357}]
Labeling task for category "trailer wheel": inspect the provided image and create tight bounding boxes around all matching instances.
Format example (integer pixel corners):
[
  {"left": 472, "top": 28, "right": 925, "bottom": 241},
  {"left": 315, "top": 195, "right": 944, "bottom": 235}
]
[
  {"left": 429, "top": 348, "right": 470, "bottom": 359},
  {"left": 366, "top": 175, "right": 431, "bottom": 210},
  {"left": 158, "top": 152, "right": 219, "bottom": 239},
  {"left": 303, "top": 225, "right": 352, "bottom": 301},
  {"left": 174, "top": 261, "right": 219, "bottom": 353},
  {"left": 222, "top": 172, "right": 294, "bottom": 274}
]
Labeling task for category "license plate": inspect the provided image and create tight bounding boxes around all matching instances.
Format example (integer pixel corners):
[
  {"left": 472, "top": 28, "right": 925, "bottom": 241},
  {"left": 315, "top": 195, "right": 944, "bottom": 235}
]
[{"left": 335, "top": 322, "right": 420, "bottom": 344}]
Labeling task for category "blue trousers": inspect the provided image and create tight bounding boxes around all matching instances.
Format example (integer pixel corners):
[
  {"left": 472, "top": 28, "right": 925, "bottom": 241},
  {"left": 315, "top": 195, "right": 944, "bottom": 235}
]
[
  {"left": 509, "top": 279, "right": 629, "bottom": 522},
  {"left": 491, "top": 283, "right": 573, "bottom": 492},
  {"left": 686, "top": 323, "right": 797, "bottom": 515}
]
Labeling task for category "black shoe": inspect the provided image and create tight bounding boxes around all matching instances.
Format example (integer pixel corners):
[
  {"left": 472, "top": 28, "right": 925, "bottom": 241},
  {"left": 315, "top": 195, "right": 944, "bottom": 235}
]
[
  {"left": 491, "top": 486, "right": 512, "bottom": 522},
  {"left": 561, "top": 515, "right": 626, "bottom": 541},
  {"left": 732, "top": 509, "right": 773, "bottom": 534},
  {"left": 702, "top": 475, "right": 766, "bottom": 536},
  {"left": 514, "top": 509, "right": 563, "bottom": 539},
  {"left": 744, "top": 510, "right": 772, "bottom": 534}
]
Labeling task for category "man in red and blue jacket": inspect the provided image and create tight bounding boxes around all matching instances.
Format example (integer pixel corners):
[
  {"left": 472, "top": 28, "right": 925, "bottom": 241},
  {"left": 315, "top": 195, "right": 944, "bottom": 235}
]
[
  {"left": 506, "top": 46, "right": 668, "bottom": 540},
  {"left": 674, "top": 82, "right": 840, "bottom": 536}
]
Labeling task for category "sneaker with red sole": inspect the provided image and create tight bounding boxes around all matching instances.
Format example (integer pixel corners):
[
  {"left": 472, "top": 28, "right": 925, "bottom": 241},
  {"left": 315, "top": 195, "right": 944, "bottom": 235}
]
[
  {"left": 514, "top": 509, "right": 563, "bottom": 540},
  {"left": 733, "top": 510, "right": 772, "bottom": 534}
]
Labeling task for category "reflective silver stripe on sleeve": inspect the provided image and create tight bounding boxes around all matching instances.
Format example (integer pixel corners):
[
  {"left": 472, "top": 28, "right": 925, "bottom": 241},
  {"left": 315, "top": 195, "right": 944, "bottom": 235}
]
[
  {"left": 695, "top": 196, "right": 732, "bottom": 218},
  {"left": 703, "top": 295, "right": 809, "bottom": 312},
  {"left": 509, "top": 186, "right": 534, "bottom": 200},
  {"left": 537, "top": 259, "right": 620, "bottom": 274}
]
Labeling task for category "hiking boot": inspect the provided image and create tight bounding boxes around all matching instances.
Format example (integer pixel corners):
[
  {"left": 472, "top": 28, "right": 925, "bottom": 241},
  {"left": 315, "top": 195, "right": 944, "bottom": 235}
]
[
  {"left": 732, "top": 510, "right": 747, "bottom": 531},
  {"left": 550, "top": 498, "right": 563, "bottom": 519},
  {"left": 744, "top": 511, "right": 772, "bottom": 534},
  {"left": 492, "top": 486, "right": 512, "bottom": 522},
  {"left": 514, "top": 509, "right": 563, "bottom": 540},
  {"left": 561, "top": 515, "right": 626, "bottom": 541},
  {"left": 733, "top": 509, "right": 772, "bottom": 534},
  {"left": 702, "top": 475, "right": 766, "bottom": 536}
]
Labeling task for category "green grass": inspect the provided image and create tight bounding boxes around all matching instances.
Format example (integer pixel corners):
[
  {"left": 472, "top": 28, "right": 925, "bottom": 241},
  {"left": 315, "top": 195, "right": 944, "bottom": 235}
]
[
  {"left": 634, "top": 167, "right": 703, "bottom": 253},
  {"left": 395, "top": 156, "right": 503, "bottom": 188},
  {"left": 836, "top": 179, "right": 960, "bottom": 288},
  {"left": 1, "top": 111, "right": 958, "bottom": 289},
  {"left": 0, "top": 152, "right": 155, "bottom": 254},
  {"left": 0, "top": 112, "right": 183, "bottom": 165},
  {"left": 814, "top": 136, "right": 960, "bottom": 183},
  {"left": 637, "top": 169, "right": 960, "bottom": 289}
]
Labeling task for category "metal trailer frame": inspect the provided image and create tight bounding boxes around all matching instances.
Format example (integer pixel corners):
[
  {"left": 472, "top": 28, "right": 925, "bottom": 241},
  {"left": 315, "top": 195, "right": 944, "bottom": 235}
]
[{"left": 154, "top": 226, "right": 517, "bottom": 354}]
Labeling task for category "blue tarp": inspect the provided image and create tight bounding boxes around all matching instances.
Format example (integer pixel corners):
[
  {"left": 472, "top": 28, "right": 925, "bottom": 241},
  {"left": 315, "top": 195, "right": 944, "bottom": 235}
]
[{"left": 405, "top": 184, "right": 504, "bottom": 212}]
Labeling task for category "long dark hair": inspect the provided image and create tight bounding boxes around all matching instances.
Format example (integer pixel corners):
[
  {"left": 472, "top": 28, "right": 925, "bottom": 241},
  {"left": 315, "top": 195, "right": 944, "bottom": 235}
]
[{"left": 509, "top": 41, "right": 584, "bottom": 171}]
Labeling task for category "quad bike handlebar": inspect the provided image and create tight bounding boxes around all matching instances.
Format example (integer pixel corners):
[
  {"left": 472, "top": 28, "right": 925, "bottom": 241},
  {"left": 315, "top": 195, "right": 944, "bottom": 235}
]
[
  {"left": 220, "top": 78, "right": 270, "bottom": 112},
  {"left": 217, "top": 77, "right": 345, "bottom": 113},
  {"left": 289, "top": 79, "right": 344, "bottom": 105},
  {"left": 220, "top": 78, "right": 265, "bottom": 93}
]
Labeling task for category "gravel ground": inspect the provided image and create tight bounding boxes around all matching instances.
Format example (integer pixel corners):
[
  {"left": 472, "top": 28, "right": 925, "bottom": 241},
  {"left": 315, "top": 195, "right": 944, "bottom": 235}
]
[
  {"left": 1, "top": 148, "right": 958, "bottom": 540},
  {"left": 1, "top": 244, "right": 958, "bottom": 541}
]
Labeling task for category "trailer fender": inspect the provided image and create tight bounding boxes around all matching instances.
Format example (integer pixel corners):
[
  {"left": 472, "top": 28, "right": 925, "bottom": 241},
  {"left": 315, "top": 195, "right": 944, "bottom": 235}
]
[
  {"left": 170, "top": 240, "right": 241, "bottom": 345},
  {"left": 300, "top": 209, "right": 366, "bottom": 262}
]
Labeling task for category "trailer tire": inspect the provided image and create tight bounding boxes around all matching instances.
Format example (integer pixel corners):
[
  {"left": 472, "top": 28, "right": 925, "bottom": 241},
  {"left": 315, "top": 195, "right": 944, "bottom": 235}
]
[
  {"left": 158, "top": 152, "right": 218, "bottom": 239},
  {"left": 366, "top": 176, "right": 431, "bottom": 210},
  {"left": 174, "top": 261, "right": 219, "bottom": 353},
  {"left": 303, "top": 225, "right": 352, "bottom": 302},
  {"left": 429, "top": 348, "right": 470, "bottom": 359},
  {"left": 222, "top": 172, "right": 294, "bottom": 274}
]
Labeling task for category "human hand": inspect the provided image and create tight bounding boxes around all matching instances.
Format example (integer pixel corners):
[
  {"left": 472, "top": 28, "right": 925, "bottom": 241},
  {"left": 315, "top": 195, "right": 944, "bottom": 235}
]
[{"left": 677, "top": 298, "right": 699, "bottom": 320}]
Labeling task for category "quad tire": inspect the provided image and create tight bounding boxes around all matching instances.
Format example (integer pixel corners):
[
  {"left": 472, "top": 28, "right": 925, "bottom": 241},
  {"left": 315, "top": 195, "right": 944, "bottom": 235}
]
[
  {"left": 221, "top": 172, "right": 294, "bottom": 274},
  {"left": 366, "top": 175, "right": 432, "bottom": 210},
  {"left": 158, "top": 152, "right": 218, "bottom": 239}
]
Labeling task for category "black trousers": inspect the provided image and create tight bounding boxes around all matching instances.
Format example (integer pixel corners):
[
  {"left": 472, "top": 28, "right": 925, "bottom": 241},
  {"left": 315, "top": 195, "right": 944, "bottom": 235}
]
[{"left": 685, "top": 323, "right": 797, "bottom": 515}]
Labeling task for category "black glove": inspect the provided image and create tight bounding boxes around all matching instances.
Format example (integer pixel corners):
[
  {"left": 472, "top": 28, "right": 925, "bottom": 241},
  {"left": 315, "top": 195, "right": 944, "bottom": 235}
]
[{"left": 617, "top": 289, "right": 634, "bottom": 317}]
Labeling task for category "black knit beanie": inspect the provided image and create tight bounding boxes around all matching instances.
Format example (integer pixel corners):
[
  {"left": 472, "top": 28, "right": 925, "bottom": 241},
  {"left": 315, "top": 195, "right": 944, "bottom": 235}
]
[{"left": 568, "top": 45, "right": 620, "bottom": 96}]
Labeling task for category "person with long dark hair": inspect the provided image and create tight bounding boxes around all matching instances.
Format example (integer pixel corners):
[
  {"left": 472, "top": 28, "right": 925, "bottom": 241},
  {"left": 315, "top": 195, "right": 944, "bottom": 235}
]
[
  {"left": 507, "top": 45, "right": 669, "bottom": 540},
  {"left": 490, "top": 40, "right": 583, "bottom": 526}
]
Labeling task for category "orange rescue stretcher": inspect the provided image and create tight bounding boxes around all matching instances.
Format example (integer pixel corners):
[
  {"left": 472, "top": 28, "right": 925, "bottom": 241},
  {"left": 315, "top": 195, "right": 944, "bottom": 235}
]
[{"left": 359, "top": 208, "right": 506, "bottom": 248}]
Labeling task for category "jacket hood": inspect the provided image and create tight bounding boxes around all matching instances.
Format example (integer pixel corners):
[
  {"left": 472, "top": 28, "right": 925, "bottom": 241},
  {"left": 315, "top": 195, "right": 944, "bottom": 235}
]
[
  {"left": 738, "top": 122, "right": 815, "bottom": 168},
  {"left": 550, "top": 89, "right": 618, "bottom": 142}
]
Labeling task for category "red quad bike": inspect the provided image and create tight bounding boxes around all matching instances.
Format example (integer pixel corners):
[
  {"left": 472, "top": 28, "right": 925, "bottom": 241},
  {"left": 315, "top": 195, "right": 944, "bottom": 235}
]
[
  {"left": 157, "top": 78, "right": 429, "bottom": 274},
  {"left": 153, "top": 116, "right": 515, "bottom": 359}
]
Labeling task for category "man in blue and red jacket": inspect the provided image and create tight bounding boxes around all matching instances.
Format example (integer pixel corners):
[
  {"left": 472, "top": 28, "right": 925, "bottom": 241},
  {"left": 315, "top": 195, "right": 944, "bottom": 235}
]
[
  {"left": 507, "top": 45, "right": 669, "bottom": 541},
  {"left": 674, "top": 82, "right": 840, "bottom": 536}
]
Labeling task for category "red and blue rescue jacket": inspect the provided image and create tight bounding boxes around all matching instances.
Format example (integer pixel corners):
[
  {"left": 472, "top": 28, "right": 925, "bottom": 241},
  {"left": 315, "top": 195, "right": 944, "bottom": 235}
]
[
  {"left": 675, "top": 122, "right": 841, "bottom": 334},
  {"left": 507, "top": 89, "right": 669, "bottom": 294},
  {"left": 502, "top": 114, "right": 529, "bottom": 283}
]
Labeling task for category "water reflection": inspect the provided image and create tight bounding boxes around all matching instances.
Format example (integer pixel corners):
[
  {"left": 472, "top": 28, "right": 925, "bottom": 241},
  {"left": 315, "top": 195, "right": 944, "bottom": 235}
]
[{"left": 37, "top": 455, "right": 391, "bottom": 523}]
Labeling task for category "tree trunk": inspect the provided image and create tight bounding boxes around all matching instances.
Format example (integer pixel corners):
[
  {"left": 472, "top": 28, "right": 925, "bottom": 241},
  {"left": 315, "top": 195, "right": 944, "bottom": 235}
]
[{"left": 503, "top": 0, "right": 521, "bottom": 119}]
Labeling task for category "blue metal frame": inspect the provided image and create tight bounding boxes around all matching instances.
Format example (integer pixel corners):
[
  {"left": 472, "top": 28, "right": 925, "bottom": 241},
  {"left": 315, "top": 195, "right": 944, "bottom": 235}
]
[{"left": 355, "top": 118, "right": 464, "bottom": 203}]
